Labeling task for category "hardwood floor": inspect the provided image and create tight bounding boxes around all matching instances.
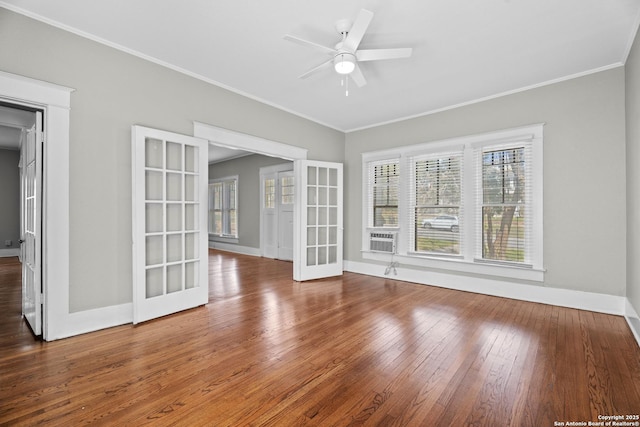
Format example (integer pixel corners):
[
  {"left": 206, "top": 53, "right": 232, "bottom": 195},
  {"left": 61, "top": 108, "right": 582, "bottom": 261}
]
[{"left": 1, "top": 251, "right": 639, "bottom": 426}]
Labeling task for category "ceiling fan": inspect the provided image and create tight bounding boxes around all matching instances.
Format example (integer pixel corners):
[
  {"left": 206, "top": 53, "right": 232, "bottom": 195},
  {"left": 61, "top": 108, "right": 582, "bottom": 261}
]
[{"left": 284, "top": 9, "right": 413, "bottom": 89}]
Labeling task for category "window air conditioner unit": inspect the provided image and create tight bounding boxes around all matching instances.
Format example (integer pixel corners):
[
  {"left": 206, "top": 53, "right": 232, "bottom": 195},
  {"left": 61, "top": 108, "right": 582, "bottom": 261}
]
[{"left": 368, "top": 231, "right": 397, "bottom": 254}]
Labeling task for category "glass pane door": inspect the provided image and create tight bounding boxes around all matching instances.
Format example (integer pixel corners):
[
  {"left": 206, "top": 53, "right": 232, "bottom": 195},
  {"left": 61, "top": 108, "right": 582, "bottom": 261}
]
[
  {"left": 132, "top": 126, "right": 208, "bottom": 324},
  {"left": 294, "top": 160, "right": 343, "bottom": 281},
  {"left": 22, "top": 111, "right": 42, "bottom": 335}
]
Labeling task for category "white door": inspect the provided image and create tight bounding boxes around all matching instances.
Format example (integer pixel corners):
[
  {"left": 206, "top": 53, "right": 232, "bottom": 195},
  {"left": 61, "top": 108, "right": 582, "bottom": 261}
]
[
  {"left": 261, "top": 172, "right": 278, "bottom": 259},
  {"left": 21, "top": 111, "right": 42, "bottom": 335},
  {"left": 132, "top": 126, "right": 209, "bottom": 324},
  {"left": 277, "top": 171, "right": 294, "bottom": 261},
  {"left": 293, "top": 160, "right": 343, "bottom": 281}
]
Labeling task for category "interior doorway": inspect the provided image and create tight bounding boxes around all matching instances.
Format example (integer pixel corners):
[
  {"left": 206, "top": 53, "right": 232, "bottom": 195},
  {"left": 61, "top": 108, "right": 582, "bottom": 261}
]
[
  {"left": 194, "top": 122, "right": 344, "bottom": 282},
  {"left": 0, "top": 102, "right": 41, "bottom": 336}
]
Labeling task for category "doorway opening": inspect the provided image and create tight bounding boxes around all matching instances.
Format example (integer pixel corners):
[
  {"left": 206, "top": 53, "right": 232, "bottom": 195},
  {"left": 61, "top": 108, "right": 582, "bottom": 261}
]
[
  {"left": 195, "top": 122, "right": 344, "bottom": 282},
  {"left": 0, "top": 101, "right": 42, "bottom": 337},
  {"left": 196, "top": 122, "right": 306, "bottom": 266}
]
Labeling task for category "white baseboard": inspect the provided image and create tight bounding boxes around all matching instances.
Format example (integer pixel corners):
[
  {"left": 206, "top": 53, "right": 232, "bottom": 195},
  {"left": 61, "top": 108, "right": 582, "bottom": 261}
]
[
  {"left": 0, "top": 248, "right": 19, "bottom": 257},
  {"left": 46, "top": 259, "right": 635, "bottom": 346},
  {"left": 344, "top": 260, "right": 626, "bottom": 316},
  {"left": 209, "top": 242, "right": 261, "bottom": 257},
  {"left": 625, "top": 298, "right": 640, "bottom": 348},
  {"left": 47, "top": 303, "right": 133, "bottom": 341}
]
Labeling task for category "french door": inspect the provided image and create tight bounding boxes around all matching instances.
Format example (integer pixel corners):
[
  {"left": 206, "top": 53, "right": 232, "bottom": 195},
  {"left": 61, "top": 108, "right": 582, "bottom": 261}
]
[
  {"left": 21, "top": 111, "right": 42, "bottom": 335},
  {"left": 132, "top": 126, "right": 209, "bottom": 324},
  {"left": 293, "top": 160, "right": 343, "bottom": 281}
]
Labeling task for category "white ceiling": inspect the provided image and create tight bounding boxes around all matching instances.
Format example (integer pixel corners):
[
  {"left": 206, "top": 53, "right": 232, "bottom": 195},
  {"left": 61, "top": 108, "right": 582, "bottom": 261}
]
[{"left": 1, "top": 0, "right": 639, "bottom": 133}]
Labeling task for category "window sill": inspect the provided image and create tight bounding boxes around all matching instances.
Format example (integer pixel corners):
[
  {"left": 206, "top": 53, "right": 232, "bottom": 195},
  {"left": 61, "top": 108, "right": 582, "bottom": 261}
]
[{"left": 361, "top": 250, "right": 545, "bottom": 282}]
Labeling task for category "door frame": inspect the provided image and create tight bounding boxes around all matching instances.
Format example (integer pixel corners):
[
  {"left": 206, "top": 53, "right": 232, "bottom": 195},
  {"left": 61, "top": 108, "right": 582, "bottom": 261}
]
[
  {"left": 0, "top": 71, "right": 73, "bottom": 341},
  {"left": 193, "top": 122, "right": 308, "bottom": 259}
]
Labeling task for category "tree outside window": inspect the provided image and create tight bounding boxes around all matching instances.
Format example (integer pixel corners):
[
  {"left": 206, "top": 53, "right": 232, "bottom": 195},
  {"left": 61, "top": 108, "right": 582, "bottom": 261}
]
[{"left": 481, "top": 147, "right": 526, "bottom": 262}]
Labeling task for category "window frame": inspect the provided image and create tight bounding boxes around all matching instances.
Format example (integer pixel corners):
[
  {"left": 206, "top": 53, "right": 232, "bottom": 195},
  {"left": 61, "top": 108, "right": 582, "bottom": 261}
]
[
  {"left": 409, "top": 150, "right": 464, "bottom": 257},
  {"left": 209, "top": 175, "right": 238, "bottom": 239},
  {"left": 362, "top": 124, "right": 544, "bottom": 282}
]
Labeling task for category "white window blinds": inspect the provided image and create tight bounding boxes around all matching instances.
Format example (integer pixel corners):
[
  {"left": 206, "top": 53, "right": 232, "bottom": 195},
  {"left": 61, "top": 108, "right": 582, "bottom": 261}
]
[
  {"left": 367, "top": 159, "right": 399, "bottom": 227},
  {"left": 361, "top": 124, "right": 543, "bottom": 279},
  {"left": 409, "top": 151, "right": 463, "bottom": 255},
  {"left": 476, "top": 142, "right": 532, "bottom": 265}
]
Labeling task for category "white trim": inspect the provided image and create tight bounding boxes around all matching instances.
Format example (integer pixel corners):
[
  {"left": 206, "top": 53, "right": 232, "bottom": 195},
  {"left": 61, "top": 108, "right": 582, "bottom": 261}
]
[
  {"left": 0, "top": 70, "right": 73, "bottom": 108},
  {"left": 0, "top": 70, "right": 73, "bottom": 342},
  {"left": 360, "top": 123, "right": 544, "bottom": 161},
  {"left": 625, "top": 298, "right": 640, "bottom": 348},
  {"left": 209, "top": 235, "right": 239, "bottom": 245},
  {"left": 209, "top": 241, "right": 261, "bottom": 257},
  {"left": 196, "top": 122, "right": 307, "bottom": 276},
  {"left": 50, "top": 303, "right": 133, "bottom": 340},
  {"left": 346, "top": 64, "right": 624, "bottom": 133},
  {"left": 0, "top": 248, "right": 20, "bottom": 257},
  {"left": 0, "top": 3, "right": 342, "bottom": 132},
  {"left": 194, "top": 122, "right": 308, "bottom": 161},
  {"left": 622, "top": 5, "right": 640, "bottom": 64},
  {"left": 1, "top": 3, "right": 627, "bottom": 134},
  {"left": 259, "top": 163, "right": 294, "bottom": 175},
  {"left": 344, "top": 260, "right": 625, "bottom": 316}
]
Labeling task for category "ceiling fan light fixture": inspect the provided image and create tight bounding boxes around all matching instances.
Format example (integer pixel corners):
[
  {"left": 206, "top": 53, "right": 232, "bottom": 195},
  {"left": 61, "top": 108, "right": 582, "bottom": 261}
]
[{"left": 334, "top": 53, "right": 355, "bottom": 74}]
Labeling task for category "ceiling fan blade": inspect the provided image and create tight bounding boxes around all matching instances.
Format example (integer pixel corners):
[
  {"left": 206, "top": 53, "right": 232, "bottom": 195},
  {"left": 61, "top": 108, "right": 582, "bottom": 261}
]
[
  {"left": 284, "top": 34, "right": 336, "bottom": 55},
  {"left": 343, "top": 9, "right": 374, "bottom": 53},
  {"left": 349, "top": 63, "right": 367, "bottom": 87},
  {"left": 356, "top": 48, "right": 413, "bottom": 62},
  {"left": 298, "top": 58, "right": 334, "bottom": 79}
]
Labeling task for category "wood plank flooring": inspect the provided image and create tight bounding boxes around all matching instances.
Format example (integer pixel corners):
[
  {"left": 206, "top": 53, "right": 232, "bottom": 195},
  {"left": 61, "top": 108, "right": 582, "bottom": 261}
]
[{"left": 1, "top": 251, "right": 639, "bottom": 426}]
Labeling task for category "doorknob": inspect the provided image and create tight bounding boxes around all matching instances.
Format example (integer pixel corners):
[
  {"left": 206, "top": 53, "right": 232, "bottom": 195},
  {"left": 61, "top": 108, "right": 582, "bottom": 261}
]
[{"left": 19, "top": 239, "right": 25, "bottom": 244}]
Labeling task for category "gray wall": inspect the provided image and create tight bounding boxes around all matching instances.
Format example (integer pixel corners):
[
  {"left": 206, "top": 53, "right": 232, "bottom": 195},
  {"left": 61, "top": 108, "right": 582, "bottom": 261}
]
[
  {"left": 0, "top": 7, "right": 633, "bottom": 317},
  {"left": 0, "top": 9, "right": 344, "bottom": 312},
  {"left": 626, "top": 29, "right": 640, "bottom": 315},
  {"left": 345, "top": 68, "right": 627, "bottom": 297},
  {"left": 0, "top": 148, "right": 20, "bottom": 250},
  {"left": 209, "top": 154, "right": 291, "bottom": 249}
]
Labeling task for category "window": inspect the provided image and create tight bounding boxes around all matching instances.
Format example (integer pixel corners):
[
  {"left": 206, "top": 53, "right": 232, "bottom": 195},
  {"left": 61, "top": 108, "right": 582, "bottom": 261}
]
[
  {"left": 367, "top": 160, "right": 399, "bottom": 227},
  {"left": 362, "top": 124, "right": 543, "bottom": 281},
  {"left": 264, "top": 178, "right": 275, "bottom": 209},
  {"left": 411, "top": 152, "right": 462, "bottom": 255},
  {"left": 480, "top": 146, "right": 527, "bottom": 263},
  {"left": 209, "top": 176, "right": 237, "bottom": 238}
]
